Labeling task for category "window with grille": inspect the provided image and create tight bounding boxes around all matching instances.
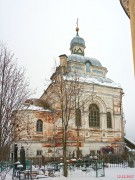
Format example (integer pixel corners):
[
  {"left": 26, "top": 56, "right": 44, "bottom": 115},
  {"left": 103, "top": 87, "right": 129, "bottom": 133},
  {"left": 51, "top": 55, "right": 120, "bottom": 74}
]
[
  {"left": 36, "top": 150, "right": 42, "bottom": 156},
  {"left": 36, "top": 119, "right": 43, "bottom": 132},
  {"left": 89, "top": 104, "right": 100, "bottom": 127},
  {"left": 75, "top": 108, "right": 81, "bottom": 127},
  {"left": 107, "top": 112, "right": 112, "bottom": 128}
]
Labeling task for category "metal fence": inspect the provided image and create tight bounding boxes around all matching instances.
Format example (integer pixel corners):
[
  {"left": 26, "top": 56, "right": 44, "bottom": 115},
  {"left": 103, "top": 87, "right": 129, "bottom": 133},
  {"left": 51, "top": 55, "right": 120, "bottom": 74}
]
[
  {"left": 67, "top": 160, "right": 105, "bottom": 177},
  {"left": 2, "top": 154, "right": 135, "bottom": 179},
  {"left": 11, "top": 160, "right": 105, "bottom": 179},
  {"left": 100, "top": 154, "right": 128, "bottom": 167},
  {"left": 0, "top": 161, "right": 13, "bottom": 172}
]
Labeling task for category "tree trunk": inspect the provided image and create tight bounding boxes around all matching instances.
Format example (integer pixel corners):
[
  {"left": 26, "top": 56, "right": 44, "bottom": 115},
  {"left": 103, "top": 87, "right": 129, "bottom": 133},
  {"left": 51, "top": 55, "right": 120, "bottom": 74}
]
[
  {"left": 77, "top": 127, "right": 80, "bottom": 159},
  {"left": 63, "top": 126, "right": 68, "bottom": 177}
]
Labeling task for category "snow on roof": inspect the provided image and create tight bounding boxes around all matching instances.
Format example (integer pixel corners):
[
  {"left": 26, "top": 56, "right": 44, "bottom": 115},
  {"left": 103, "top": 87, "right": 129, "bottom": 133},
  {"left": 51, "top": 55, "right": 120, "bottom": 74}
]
[
  {"left": 68, "top": 54, "right": 102, "bottom": 67},
  {"left": 129, "top": 149, "right": 135, "bottom": 152},
  {"left": 19, "top": 105, "right": 52, "bottom": 112},
  {"left": 124, "top": 136, "right": 135, "bottom": 146},
  {"left": 125, "top": 145, "right": 131, "bottom": 151},
  {"left": 64, "top": 74, "right": 121, "bottom": 88},
  {"left": 126, "top": 145, "right": 135, "bottom": 152}
]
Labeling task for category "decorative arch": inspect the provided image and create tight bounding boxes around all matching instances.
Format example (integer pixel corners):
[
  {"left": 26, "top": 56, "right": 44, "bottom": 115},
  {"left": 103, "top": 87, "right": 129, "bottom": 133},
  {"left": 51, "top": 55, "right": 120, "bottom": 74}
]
[
  {"left": 88, "top": 96, "right": 107, "bottom": 114},
  {"left": 86, "top": 96, "right": 107, "bottom": 128},
  {"left": 36, "top": 119, "right": 43, "bottom": 133},
  {"left": 89, "top": 104, "right": 100, "bottom": 127}
]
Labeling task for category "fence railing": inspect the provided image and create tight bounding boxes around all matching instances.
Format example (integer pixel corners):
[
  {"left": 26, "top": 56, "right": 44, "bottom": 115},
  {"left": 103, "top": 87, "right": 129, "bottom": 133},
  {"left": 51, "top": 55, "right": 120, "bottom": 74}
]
[
  {"left": 0, "top": 161, "right": 13, "bottom": 172},
  {"left": 5, "top": 154, "right": 135, "bottom": 179}
]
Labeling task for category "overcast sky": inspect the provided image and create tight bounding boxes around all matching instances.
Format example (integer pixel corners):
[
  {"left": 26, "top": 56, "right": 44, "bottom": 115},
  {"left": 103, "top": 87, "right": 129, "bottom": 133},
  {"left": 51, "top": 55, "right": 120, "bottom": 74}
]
[{"left": 0, "top": 0, "right": 135, "bottom": 140}]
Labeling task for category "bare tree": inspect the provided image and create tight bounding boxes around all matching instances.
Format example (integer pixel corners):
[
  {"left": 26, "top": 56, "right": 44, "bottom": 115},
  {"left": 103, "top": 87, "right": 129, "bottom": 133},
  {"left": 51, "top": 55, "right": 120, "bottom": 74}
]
[
  {"left": 43, "top": 65, "right": 95, "bottom": 177},
  {"left": 0, "top": 42, "right": 31, "bottom": 162}
]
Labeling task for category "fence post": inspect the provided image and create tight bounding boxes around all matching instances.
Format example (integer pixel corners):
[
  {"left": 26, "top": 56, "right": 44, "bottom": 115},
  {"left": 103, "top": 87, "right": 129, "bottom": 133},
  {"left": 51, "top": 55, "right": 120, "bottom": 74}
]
[
  {"left": 95, "top": 161, "right": 98, "bottom": 177},
  {"left": 0, "top": 162, "right": 1, "bottom": 172},
  {"left": 1, "top": 162, "right": 3, "bottom": 172},
  {"left": 103, "top": 160, "right": 105, "bottom": 177}
]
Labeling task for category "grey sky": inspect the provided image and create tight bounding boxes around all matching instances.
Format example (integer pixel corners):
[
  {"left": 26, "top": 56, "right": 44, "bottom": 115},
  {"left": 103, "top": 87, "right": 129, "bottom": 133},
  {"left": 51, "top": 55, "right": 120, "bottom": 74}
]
[{"left": 0, "top": 0, "right": 135, "bottom": 140}]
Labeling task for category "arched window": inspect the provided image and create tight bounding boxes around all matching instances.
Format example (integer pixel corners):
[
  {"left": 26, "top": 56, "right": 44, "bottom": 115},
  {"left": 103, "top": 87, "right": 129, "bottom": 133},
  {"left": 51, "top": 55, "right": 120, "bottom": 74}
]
[
  {"left": 75, "top": 108, "right": 81, "bottom": 127},
  {"left": 107, "top": 112, "right": 112, "bottom": 128},
  {"left": 86, "top": 62, "right": 91, "bottom": 72},
  {"left": 89, "top": 104, "right": 100, "bottom": 127},
  {"left": 36, "top": 119, "right": 43, "bottom": 132}
]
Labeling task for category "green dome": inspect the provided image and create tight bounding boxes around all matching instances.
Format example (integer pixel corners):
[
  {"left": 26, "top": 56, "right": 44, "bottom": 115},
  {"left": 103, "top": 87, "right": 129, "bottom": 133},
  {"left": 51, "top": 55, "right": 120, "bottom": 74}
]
[{"left": 70, "top": 35, "right": 85, "bottom": 49}]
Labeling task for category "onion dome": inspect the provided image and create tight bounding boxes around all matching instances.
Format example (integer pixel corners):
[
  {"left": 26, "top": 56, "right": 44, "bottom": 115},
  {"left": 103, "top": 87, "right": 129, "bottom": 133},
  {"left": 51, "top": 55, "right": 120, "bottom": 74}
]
[
  {"left": 70, "top": 20, "right": 86, "bottom": 56},
  {"left": 70, "top": 35, "right": 85, "bottom": 49}
]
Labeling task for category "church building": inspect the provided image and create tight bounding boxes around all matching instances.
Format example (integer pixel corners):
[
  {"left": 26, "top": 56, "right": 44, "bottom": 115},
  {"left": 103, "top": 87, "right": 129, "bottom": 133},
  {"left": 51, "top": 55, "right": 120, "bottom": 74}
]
[{"left": 13, "top": 25, "right": 125, "bottom": 162}]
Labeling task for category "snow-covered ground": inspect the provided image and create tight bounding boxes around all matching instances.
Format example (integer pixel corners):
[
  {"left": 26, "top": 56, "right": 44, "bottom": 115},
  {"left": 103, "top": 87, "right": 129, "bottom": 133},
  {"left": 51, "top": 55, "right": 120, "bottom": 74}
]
[{"left": 4, "top": 167, "right": 135, "bottom": 180}]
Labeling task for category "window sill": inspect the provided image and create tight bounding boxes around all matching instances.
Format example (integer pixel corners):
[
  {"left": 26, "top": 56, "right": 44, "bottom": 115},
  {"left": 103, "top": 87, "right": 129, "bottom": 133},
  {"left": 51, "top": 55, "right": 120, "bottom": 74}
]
[{"left": 36, "top": 132, "right": 43, "bottom": 134}]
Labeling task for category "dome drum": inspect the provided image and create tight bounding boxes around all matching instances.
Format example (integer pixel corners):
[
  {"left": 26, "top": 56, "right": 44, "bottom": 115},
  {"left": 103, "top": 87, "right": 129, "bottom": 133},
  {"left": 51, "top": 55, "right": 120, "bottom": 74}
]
[{"left": 68, "top": 54, "right": 102, "bottom": 67}]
